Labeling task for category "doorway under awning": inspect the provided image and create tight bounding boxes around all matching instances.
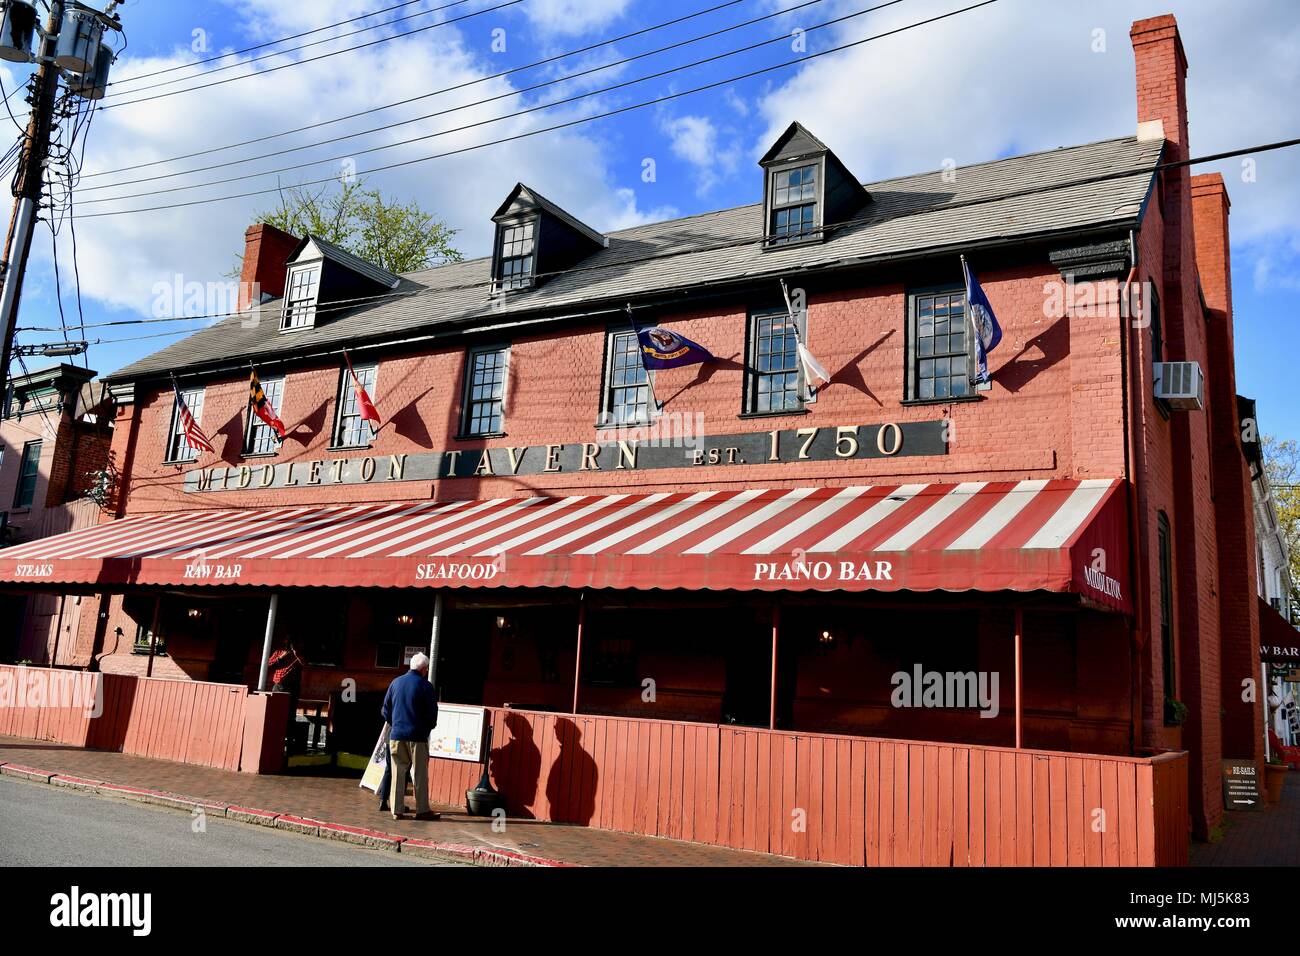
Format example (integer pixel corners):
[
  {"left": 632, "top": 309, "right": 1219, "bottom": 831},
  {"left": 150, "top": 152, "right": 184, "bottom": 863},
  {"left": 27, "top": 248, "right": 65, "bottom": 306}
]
[{"left": 0, "top": 479, "right": 1131, "bottom": 613}]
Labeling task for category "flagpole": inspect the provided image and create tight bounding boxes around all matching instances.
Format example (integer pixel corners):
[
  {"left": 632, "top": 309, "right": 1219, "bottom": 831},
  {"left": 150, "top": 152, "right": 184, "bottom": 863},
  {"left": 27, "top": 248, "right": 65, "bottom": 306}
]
[
  {"left": 626, "top": 302, "right": 662, "bottom": 414},
  {"left": 780, "top": 278, "right": 817, "bottom": 401}
]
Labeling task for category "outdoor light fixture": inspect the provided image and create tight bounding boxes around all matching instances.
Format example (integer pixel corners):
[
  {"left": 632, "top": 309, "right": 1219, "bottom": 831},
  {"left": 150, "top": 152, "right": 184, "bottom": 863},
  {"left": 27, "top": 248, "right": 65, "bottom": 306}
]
[
  {"left": 495, "top": 614, "right": 510, "bottom": 631},
  {"left": 186, "top": 608, "right": 202, "bottom": 620},
  {"left": 820, "top": 629, "right": 834, "bottom": 644},
  {"left": 396, "top": 614, "right": 414, "bottom": 626}
]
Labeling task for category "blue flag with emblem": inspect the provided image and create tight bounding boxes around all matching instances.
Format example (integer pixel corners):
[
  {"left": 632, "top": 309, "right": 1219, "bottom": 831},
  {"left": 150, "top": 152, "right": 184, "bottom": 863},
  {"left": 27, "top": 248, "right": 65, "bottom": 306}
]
[
  {"left": 636, "top": 326, "right": 714, "bottom": 370},
  {"left": 962, "top": 256, "right": 1002, "bottom": 384}
]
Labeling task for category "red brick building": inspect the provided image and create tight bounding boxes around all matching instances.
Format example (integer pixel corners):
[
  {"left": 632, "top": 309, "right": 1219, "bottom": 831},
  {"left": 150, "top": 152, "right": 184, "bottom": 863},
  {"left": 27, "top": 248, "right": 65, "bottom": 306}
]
[
  {"left": 0, "top": 363, "right": 112, "bottom": 665},
  {"left": 0, "top": 13, "right": 1263, "bottom": 862}
]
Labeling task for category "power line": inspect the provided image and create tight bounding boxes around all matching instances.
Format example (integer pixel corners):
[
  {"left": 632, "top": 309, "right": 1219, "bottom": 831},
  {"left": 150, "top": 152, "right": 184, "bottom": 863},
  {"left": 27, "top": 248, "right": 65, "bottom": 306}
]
[
  {"left": 106, "top": 0, "right": 442, "bottom": 88},
  {"left": 80, "top": 0, "right": 753, "bottom": 180},
  {"left": 74, "top": 0, "right": 857, "bottom": 200},
  {"left": 97, "top": 0, "right": 526, "bottom": 111},
  {"left": 102, "top": 0, "right": 478, "bottom": 99},
  {"left": 67, "top": 0, "right": 999, "bottom": 219},
  {"left": 41, "top": 134, "right": 1300, "bottom": 344}
]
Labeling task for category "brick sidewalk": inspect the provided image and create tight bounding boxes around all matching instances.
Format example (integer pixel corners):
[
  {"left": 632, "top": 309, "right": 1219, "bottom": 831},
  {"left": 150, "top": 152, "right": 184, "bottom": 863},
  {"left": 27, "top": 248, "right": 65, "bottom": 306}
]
[
  {"left": 0, "top": 737, "right": 812, "bottom": 867},
  {"left": 1190, "top": 772, "right": 1300, "bottom": 866}
]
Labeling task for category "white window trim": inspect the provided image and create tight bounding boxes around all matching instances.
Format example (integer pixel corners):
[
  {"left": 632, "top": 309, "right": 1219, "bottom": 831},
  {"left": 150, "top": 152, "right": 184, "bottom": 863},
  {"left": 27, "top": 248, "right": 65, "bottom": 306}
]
[
  {"left": 332, "top": 363, "right": 378, "bottom": 449},
  {"left": 281, "top": 263, "right": 321, "bottom": 332}
]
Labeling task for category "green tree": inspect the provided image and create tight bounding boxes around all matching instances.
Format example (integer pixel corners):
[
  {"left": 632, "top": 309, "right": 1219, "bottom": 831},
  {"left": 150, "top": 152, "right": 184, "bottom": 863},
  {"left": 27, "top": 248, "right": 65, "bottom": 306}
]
[
  {"left": 244, "top": 178, "right": 462, "bottom": 274},
  {"left": 1262, "top": 434, "right": 1300, "bottom": 616}
]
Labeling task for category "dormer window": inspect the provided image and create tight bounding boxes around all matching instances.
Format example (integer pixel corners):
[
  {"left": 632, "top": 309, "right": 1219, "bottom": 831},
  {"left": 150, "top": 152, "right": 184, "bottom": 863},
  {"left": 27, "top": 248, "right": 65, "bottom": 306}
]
[
  {"left": 279, "top": 235, "right": 399, "bottom": 333},
  {"left": 282, "top": 264, "right": 320, "bottom": 331},
  {"left": 495, "top": 219, "right": 536, "bottom": 292},
  {"left": 490, "top": 183, "right": 606, "bottom": 296},
  {"left": 759, "top": 122, "right": 869, "bottom": 250},
  {"left": 769, "top": 163, "right": 818, "bottom": 244}
]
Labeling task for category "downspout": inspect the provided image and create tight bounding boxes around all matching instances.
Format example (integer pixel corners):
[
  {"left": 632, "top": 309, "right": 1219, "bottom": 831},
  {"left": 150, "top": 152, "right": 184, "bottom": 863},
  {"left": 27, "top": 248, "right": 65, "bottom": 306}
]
[{"left": 1121, "top": 228, "right": 1148, "bottom": 754}]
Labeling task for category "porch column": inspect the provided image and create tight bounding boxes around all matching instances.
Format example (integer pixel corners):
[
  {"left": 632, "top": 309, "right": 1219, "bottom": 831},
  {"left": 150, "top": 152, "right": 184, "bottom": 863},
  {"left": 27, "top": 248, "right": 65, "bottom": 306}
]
[
  {"left": 571, "top": 591, "right": 586, "bottom": 714},
  {"left": 1014, "top": 607, "right": 1024, "bottom": 749},
  {"left": 769, "top": 604, "right": 780, "bottom": 730},
  {"left": 256, "top": 592, "right": 280, "bottom": 691},
  {"left": 145, "top": 594, "right": 162, "bottom": 678},
  {"left": 427, "top": 591, "right": 443, "bottom": 688},
  {"left": 48, "top": 594, "right": 67, "bottom": 668}
]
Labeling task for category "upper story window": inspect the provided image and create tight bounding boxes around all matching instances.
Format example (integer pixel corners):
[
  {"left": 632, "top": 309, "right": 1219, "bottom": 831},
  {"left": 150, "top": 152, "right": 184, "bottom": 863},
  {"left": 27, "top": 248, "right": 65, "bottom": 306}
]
[
  {"left": 768, "top": 164, "right": 818, "bottom": 245},
  {"left": 14, "top": 439, "right": 41, "bottom": 508},
  {"left": 282, "top": 264, "right": 321, "bottom": 331},
  {"left": 759, "top": 122, "right": 869, "bottom": 250},
  {"left": 601, "top": 330, "right": 652, "bottom": 425},
  {"left": 166, "top": 387, "right": 206, "bottom": 463},
  {"left": 494, "top": 220, "right": 536, "bottom": 292},
  {"left": 244, "top": 376, "right": 285, "bottom": 456},
  {"left": 745, "top": 310, "right": 805, "bottom": 414},
  {"left": 462, "top": 346, "right": 508, "bottom": 437},
  {"left": 907, "top": 288, "right": 972, "bottom": 401},
  {"left": 334, "top": 363, "right": 377, "bottom": 449}
]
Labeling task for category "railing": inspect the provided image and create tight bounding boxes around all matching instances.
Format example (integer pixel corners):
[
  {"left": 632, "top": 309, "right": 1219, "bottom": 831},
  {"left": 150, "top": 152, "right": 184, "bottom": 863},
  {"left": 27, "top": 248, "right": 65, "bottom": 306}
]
[
  {"left": 427, "top": 707, "right": 1189, "bottom": 866},
  {"left": 0, "top": 664, "right": 285, "bottom": 773}
]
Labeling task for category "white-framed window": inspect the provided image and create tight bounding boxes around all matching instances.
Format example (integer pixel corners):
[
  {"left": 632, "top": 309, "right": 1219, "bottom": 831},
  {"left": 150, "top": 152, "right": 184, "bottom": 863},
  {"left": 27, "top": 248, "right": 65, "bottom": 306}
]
[
  {"left": 767, "top": 163, "right": 818, "bottom": 245},
  {"left": 282, "top": 264, "right": 321, "bottom": 331},
  {"left": 494, "top": 220, "right": 535, "bottom": 292},
  {"left": 166, "top": 387, "right": 206, "bottom": 462},
  {"left": 244, "top": 376, "right": 285, "bottom": 455},
  {"left": 333, "top": 363, "right": 377, "bottom": 448}
]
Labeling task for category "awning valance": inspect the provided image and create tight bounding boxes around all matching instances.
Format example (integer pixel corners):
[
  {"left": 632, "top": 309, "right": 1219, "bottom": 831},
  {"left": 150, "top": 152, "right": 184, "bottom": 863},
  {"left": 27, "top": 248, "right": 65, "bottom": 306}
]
[
  {"left": 1260, "top": 597, "right": 1300, "bottom": 665},
  {"left": 0, "top": 479, "right": 1131, "bottom": 611}
]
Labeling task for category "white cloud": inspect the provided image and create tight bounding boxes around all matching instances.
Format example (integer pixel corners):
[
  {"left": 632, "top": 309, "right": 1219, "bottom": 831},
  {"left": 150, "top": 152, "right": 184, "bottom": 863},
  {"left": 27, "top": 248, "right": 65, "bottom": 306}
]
[
  {"left": 30, "top": 8, "right": 667, "bottom": 319},
  {"left": 752, "top": 0, "right": 1300, "bottom": 281},
  {"left": 520, "top": 0, "right": 632, "bottom": 37},
  {"left": 659, "top": 113, "right": 741, "bottom": 196}
]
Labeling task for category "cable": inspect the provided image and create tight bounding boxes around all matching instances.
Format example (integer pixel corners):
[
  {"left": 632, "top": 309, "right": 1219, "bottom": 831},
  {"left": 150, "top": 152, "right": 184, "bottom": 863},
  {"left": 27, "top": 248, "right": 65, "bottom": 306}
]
[
  {"left": 46, "top": 134, "right": 1300, "bottom": 342},
  {"left": 69, "top": 0, "right": 996, "bottom": 218},
  {"left": 107, "top": 0, "right": 441, "bottom": 87},
  {"left": 102, "top": 0, "right": 476, "bottom": 98},
  {"left": 81, "top": 0, "right": 752, "bottom": 179},
  {"left": 97, "top": 0, "right": 526, "bottom": 111},
  {"left": 75, "top": 0, "right": 843, "bottom": 198}
]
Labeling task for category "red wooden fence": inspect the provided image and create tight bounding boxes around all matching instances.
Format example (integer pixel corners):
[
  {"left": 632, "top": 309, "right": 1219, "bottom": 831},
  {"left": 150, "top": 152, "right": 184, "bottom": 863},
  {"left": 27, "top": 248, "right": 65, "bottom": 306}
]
[
  {"left": 427, "top": 707, "right": 1189, "bottom": 866},
  {"left": 0, "top": 664, "right": 259, "bottom": 772}
]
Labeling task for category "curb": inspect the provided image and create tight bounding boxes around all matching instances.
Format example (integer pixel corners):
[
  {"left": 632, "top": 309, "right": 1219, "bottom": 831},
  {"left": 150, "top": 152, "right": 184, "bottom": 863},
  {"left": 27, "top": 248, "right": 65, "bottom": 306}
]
[{"left": 0, "top": 760, "right": 567, "bottom": 867}]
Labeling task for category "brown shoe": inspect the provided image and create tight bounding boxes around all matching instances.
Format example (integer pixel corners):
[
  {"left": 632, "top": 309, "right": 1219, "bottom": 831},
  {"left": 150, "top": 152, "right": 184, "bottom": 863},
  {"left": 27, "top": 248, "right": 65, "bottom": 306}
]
[{"left": 414, "top": 811, "right": 441, "bottom": 821}]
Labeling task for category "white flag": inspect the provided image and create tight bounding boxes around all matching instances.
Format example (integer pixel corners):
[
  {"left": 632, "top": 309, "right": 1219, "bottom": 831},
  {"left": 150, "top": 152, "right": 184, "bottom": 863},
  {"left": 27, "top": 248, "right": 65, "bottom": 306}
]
[{"left": 797, "top": 341, "right": 831, "bottom": 389}]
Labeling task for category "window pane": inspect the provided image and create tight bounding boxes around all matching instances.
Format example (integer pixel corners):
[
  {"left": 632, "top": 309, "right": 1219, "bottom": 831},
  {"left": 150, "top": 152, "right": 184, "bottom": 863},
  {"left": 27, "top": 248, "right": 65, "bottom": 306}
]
[
  {"left": 606, "top": 332, "right": 648, "bottom": 423},
  {"left": 749, "top": 312, "right": 803, "bottom": 412},
  {"left": 464, "top": 347, "right": 508, "bottom": 435}
]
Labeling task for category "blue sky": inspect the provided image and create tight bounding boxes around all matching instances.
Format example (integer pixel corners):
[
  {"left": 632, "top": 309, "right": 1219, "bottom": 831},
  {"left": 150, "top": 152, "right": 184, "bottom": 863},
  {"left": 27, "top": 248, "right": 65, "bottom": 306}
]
[{"left": 5, "top": 0, "right": 1297, "bottom": 441}]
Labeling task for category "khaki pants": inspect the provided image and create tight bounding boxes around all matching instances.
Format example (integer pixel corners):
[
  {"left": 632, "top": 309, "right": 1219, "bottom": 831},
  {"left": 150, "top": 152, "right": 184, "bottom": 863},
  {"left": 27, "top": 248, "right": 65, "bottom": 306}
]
[{"left": 388, "top": 739, "right": 429, "bottom": 816}]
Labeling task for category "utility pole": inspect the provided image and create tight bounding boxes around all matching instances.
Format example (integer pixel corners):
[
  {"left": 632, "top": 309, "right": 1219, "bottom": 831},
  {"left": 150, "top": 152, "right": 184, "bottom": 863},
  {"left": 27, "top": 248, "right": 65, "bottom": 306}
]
[{"left": 0, "top": 0, "right": 65, "bottom": 407}]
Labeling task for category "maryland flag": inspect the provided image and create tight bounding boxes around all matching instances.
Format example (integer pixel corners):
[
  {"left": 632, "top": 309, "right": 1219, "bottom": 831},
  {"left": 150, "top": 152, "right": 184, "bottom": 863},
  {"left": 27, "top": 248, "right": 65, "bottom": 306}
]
[
  {"left": 343, "top": 350, "right": 381, "bottom": 433},
  {"left": 249, "top": 369, "right": 286, "bottom": 441}
]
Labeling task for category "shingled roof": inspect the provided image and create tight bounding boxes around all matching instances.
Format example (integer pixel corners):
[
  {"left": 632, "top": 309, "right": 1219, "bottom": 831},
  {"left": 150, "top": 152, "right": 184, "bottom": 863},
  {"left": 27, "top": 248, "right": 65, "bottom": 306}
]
[{"left": 106, "top": 134, "right": 1163, "bottom": 384}]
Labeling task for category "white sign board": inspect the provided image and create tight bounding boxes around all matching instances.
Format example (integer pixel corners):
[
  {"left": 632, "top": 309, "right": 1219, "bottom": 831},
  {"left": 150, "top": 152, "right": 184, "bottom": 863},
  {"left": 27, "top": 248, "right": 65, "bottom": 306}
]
[
  {"left": 402, "top": 645, "right": 425, "bottom": 665},
  {"left": 359, "top": 723, "right": 389, "bottom": 793},
  {"left": 429, "top": 704, "right": 487, "bottom": 763}
]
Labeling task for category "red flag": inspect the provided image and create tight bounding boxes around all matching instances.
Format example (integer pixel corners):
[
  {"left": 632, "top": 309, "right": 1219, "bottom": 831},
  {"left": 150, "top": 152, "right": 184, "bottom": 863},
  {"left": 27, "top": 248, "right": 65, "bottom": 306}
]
[
  {"left": 172, "top": 381, "right": 214, "bottom": 454},
  {"left": 249, "top": 369, "right": 286, "bottom": 440},
  {"left": 343, "top": 351, "right": 381, "bottom": 432}
]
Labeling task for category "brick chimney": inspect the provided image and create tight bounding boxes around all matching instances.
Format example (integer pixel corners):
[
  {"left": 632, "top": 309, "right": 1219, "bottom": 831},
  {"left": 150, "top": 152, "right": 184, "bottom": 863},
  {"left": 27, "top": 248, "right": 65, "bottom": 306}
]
[
  {"left": 1130, "top": 14, "right": 1189, "bottom": 157},
  {"left": 238, "top": 222, "right": 300, "bottom": 311}
]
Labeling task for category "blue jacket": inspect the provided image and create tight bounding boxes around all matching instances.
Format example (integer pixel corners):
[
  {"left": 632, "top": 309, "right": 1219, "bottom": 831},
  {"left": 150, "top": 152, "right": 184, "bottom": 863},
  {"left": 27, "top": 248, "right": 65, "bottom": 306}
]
[{"left": 381, "top": 670, "right": 439, "bottom": 742}]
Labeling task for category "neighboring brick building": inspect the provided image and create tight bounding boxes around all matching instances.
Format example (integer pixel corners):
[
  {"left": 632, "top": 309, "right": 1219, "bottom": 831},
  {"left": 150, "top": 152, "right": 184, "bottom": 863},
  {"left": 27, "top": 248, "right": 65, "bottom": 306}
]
[
  {"left": 0, "top": 13, "right": 1265, "bottom": 857},
  {"left": 0, "top": 363, "right": 113, "bottom": 664}
]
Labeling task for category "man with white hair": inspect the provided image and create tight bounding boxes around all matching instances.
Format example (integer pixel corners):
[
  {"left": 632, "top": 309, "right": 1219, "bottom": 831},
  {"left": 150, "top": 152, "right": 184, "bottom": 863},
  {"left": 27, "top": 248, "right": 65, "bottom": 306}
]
[{"left": 380, "top": 651, "right": 440, "bottom": 821}]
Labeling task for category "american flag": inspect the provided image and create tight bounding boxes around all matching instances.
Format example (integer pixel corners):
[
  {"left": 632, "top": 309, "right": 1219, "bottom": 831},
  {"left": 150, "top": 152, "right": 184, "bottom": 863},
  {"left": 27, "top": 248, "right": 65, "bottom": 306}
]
[{"left": 172, "top": 381, "right": 215, "bottom": 454}]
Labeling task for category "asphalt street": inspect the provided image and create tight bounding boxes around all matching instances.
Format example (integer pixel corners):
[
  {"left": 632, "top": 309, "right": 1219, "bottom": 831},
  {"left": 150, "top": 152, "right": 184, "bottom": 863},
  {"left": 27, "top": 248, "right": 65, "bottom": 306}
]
[{"left": 0, "top": 775, "right": 464, "bottom": 866}]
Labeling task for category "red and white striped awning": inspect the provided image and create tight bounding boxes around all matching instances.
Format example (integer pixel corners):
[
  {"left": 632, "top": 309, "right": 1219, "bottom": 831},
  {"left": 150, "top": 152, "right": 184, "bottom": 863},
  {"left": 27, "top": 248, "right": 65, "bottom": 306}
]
[{"left": 0, "top": 479, "right": 1131, "bottom": 611}]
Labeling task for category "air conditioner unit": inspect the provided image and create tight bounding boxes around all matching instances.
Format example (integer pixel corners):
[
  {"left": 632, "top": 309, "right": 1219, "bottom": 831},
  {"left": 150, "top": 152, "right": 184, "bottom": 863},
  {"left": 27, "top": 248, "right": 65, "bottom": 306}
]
[{"left": 1153, "top": 361, "right": 1204, "bottom": 410}]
